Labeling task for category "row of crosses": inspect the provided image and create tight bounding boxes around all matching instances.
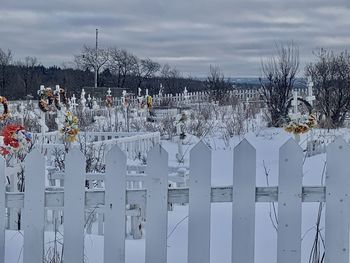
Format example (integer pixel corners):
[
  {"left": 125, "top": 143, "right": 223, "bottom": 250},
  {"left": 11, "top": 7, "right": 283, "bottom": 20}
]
[{"left": 40, "top": 83, "right": 192, "bottom": 112}]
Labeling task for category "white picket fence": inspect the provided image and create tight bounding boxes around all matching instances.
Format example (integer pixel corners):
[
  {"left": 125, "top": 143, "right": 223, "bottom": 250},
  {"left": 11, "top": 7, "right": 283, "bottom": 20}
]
[
  {"left": 116, "top": 89, "right": 262, "bottom": 107},
  {"left": 0, "top": 137, "right": 350, "bottom": 262},
  {"left": 44, "top": 163, "right": 188, "bottom": 239},
  {"left": 34, "top": 131, "right": 160, "bottom": 160},
  {"left": 8, "top": 87, "right": 310, "bottom": 114},
  {"left": 304, "top": 131, "right": 350, "bottom": 157}
]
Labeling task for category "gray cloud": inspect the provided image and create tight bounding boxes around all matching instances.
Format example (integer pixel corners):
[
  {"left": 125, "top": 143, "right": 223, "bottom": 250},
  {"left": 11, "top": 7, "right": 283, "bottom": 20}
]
[{"left": 0, "top": 0, "right": 349, "bottom": 77}]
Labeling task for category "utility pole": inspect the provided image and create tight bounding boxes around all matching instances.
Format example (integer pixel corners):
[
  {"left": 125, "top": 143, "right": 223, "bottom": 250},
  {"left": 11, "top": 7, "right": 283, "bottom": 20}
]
[{"left": 94, "top": 28, "right": 98, "bottom": 89}]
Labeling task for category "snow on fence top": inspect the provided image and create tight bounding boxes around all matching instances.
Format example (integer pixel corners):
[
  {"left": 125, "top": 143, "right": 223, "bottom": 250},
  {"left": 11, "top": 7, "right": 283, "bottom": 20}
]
[{"left": 0, "top": 137, "right": 349, "bottom": 263}]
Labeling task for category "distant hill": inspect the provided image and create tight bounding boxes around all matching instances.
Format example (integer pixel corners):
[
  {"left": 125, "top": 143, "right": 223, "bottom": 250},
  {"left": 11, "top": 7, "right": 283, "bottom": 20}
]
[
  {"left": 229, "top": 77, "right": 307, "bottom": 89},
  {"left": 229, "top": 78, "right": 261, "bottom": 85}
]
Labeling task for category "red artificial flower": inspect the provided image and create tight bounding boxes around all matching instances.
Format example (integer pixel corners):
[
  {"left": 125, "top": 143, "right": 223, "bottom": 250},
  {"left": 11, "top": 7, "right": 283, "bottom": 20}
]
[
  {"left": 1, "top": 124, "right": 25, "bottom": 149},
  {"left": 3, "top": 136, "right": 11, "bottom": 145},
  {"left": 0, "top": 147, "right": 10, "bottom": 156}
]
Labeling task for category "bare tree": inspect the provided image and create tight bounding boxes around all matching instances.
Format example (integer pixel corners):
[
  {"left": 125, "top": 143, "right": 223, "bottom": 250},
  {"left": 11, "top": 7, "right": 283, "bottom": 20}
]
[
  {"left": 134, "top": 58, "right": 160, "bottom": 89},
  {"left": 306, "top": 49, "right": 350, "bottom": 128},
  {"left": 161, "top": 64, "right": 180, "bottom": 79},
  {"left": 74, "top": 45, "right": 109, "bottom": 88},
  {"left": 17, "top": 56, "right": 39, "bottom": 96},
  {"left": 160, "top": 64, "right": 181, "bottom": 93},
  {"left": 0, "top": 48, "right": 13, "bottom": 94},
  {"left": 259, "top": 42, "right": 299, "bottom": 127},
  {"left": 206, "top": 65, "right": 231, "bottom": 105},
  {"left": 108, "top": 47, "right": 138, "bottom": 90}
]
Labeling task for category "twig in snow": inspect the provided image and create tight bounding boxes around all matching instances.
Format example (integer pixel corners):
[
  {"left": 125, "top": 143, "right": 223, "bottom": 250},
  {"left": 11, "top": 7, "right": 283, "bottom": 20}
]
[{"left": 263, "top": 160, "right": 278, "bottom": 232}]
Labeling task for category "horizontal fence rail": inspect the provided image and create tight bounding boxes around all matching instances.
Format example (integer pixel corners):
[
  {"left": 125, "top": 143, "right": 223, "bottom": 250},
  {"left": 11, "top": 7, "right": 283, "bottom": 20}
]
[{"left": 3, "top": 186, "right": 327, "bottom": 209}]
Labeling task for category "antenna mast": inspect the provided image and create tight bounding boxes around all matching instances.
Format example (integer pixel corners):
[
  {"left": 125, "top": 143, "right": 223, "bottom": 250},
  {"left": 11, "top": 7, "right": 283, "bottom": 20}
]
[{"left": 94, "top": 28, "right": 98, "bottom": 89}]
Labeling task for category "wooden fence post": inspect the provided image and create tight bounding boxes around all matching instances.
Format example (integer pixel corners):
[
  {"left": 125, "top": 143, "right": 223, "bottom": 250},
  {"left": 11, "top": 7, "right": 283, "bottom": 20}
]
[
  {"left": 188, "top": 141, "right": 212, "bottom": 263},
  {"left": 277, "top": 139, "right": 303, "bottom": 263},
  {"left": 0, "top": 157, "right": 5, "bottom": 263},
  {"left": 104, "top": 145, "right": 127, "bottom": 263},
  {"left": 325, "top": 137, "right": 350, "bottom": 263},
  {"left": 232, "top": 139, "right": 256, "bottom": 263},
  {"left": 145, "top": 145, "right": 168, "bottom": 263},
  {"left": 63, "top": 147, "right": 86, "bottom": 263},
  {"left": 23, "top": 149, "right": 46, "bottom": 263}
]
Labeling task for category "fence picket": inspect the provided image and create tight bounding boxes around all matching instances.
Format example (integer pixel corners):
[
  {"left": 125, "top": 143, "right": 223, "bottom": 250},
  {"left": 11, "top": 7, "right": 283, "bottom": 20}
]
[
  {"left": 23, "top": 149, "right": 46, "bottom": 263},
  {"left": 277, "top": 139, "right": 303, "bottom": 263},
  {"left": 0, "top": 157, "right": 5, "bottom": 263},
  {"left": 63, "top": 147, "right": 86, "bottom": 263},
  {"left": 104, "top": 145, "right": 127, "bottom": 263},
  {"left": 145, "top": 145, "right": 168, "bottom": 263},
  {"left": 325, "top": 137, "right": 350, "bottom": 263},
  {"left": 232, "top": 139, "right": 256, "bottom": 263},
  {"left": 188, "top": 141, "right": 212, "bottom": 263}
]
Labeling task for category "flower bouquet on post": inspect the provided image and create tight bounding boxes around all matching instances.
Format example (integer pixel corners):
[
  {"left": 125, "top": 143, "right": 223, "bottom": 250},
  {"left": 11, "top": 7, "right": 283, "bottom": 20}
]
[
  {"left": 284, "top": 114, "right": 317, "bottom": 142},
  {"left": 60, "top": 111, "right": 79, "bottom": 152},
  {"left": 0, "top": 124, "right": 33, "bottom": 191}
]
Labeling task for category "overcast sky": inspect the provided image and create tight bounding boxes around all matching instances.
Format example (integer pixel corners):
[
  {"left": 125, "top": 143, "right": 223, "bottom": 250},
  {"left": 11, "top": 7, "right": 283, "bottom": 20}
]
[{"left": 1, "top": 0, "right": 349, "bottom": 77}]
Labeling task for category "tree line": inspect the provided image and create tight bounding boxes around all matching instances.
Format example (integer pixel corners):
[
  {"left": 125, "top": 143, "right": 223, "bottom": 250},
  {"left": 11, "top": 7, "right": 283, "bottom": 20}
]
[{"left": 0, "top": 46, "right": 208, "bottom": 100}]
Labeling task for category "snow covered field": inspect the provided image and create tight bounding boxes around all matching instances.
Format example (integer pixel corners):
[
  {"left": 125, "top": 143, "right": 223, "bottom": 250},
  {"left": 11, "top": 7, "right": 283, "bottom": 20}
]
[{"left": 3, "top": 128, "right": 327, "bottom": 263}]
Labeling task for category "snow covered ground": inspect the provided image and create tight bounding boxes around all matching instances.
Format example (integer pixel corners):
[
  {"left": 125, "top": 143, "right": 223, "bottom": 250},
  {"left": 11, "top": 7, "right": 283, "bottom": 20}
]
[{"left": 4, "top": 128, "right": 327, "bottom": 263}]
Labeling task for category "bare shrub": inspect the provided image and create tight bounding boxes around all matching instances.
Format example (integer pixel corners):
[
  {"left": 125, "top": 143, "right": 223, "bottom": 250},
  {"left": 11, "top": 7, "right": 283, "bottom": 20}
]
[
  {"left": 160, "top": 116, "right": 177, "bottom": 139},
  {"left": 222, "top": 106, "right": 245, "bottom": 137},
  {"left": 186, "top": 109, "right": 214, "bottom": 138}
]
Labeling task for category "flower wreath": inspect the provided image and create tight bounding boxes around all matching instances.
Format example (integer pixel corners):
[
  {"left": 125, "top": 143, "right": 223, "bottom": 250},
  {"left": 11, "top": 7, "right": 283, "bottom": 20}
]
[
  {"left": 60, "top": 111, "right": 79, "bottom": 142},
  {"left": 38, "top": 87, "right": 55, "bottom": 112},
  {"left": 0, "top": 124, "right": 32, "bottom": 156},
  {"left": 54, "top": 88, "right": 68, "bottom": 111},
  {"left": 106, "top": 95, "right": 113, "bottom": 108},
  {"left": 0, "top": 96, "right": 10, "bottom": 121},
  {"left": 284, "top": 114, "right": 317, "bottom": 134}
]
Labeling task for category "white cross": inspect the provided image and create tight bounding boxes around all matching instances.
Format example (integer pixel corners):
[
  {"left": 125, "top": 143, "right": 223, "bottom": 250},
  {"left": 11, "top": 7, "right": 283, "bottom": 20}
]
[
  {"left": 80, "top": 89, "right": 86, "bottom": 108},
  {"left": 71, "top": 94, "right": 78, "bottom": 110},
  {"left": 71, "top": 94, "right": 77, "bottom": 103},
  {"left": 92, "top": 97, "right": 99, "bottom": 109},
  {"left": 54, "top": 85, "right": 61, "bottom": 105},
  {"left": 159, "top": 84, "right": 163, "bottom": 96},
  {"left": 306, "top": 76, "right": 315, "bottom": 106},
  {"left": 55, "top": 85, "right": 60, "bottom": 93},
  {"left": 38, "top": 85, "right": 45, "bottom": 95},
  {"left": 138, "top": 87, "right": 141, "bottom": 97},
  {"left": 184, "top": 87, "right": 188, "bottom": 102},
  {"left": 107, "top": 88, "right": 112, "bottom": 96},
  {"left": 290, "top": 90, "right": 300, "bottom": 120}
]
